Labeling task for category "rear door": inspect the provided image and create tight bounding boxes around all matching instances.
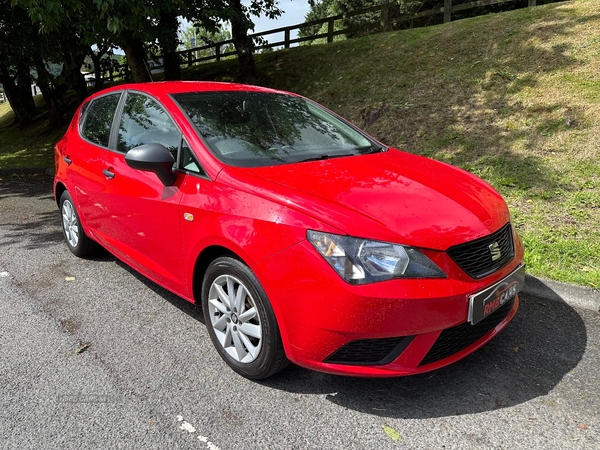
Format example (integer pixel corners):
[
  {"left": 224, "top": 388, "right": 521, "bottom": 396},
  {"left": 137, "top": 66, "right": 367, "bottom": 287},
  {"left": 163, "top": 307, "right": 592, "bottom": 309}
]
[{"left": 68, "top": 92, "right": 122, "bottom": 232}]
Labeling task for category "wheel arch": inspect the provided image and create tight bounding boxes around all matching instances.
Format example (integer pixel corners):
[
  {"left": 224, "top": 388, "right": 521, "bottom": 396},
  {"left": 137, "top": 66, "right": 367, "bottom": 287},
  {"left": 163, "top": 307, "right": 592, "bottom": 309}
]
[
  {"left": 54, "top": 181, "right": 67, "bottom": 207},
  {"left": 192, "top": 245, "right": 237, "bottom": 304}
]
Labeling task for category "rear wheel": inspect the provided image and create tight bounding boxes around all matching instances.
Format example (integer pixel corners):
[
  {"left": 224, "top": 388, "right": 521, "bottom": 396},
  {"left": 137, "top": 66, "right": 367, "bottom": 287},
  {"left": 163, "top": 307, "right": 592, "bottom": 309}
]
[
  {"left": 201, "top": 256, "right": 288, "bottom": 379},
  {"left": 59, "top": 191, "right": 96, "bottom": 257}
]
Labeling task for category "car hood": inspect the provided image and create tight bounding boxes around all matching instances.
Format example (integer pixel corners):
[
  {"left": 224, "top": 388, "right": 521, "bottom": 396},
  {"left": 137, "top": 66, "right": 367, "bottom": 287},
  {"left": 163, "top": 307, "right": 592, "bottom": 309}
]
[{"left": 219, "top": 149, "right": 510, "bottom": 250}]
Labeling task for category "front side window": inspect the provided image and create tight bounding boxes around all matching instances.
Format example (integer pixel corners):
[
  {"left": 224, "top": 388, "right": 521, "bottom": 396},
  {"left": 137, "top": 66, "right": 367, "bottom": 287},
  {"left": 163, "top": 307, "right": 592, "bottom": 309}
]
[
  {"left": 172, "top": 91, "right": 377, "bottom": 168},
  {"left": 81, "top": 93, "right": 121, "bottom": 147},
  {"left": 117, "top": 92, "right": 180, "bottom": 156}
]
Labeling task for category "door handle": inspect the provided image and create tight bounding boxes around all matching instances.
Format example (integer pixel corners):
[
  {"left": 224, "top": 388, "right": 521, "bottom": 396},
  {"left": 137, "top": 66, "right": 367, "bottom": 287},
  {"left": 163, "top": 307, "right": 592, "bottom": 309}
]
[
  {"left": 63, "top": 156, "right": 72, "bottom": 165},
  {"left": 102, "top": 169, "right": 115, "bottom": 179}
]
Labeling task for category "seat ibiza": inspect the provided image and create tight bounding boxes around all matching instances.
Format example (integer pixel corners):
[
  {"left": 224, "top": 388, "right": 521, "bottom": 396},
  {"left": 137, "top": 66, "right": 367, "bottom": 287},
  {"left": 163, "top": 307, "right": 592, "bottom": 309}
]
[{"left": 54, "top": 82, "right": 525, "bottom": 379}]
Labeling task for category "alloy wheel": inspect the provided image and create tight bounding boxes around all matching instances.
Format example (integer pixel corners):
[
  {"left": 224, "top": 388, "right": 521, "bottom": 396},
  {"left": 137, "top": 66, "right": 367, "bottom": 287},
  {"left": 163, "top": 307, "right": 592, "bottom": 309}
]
[
  {"left": 207, "top": 274, "right": 263, "bottom": 363},
  {"left": 62, "top": 199, "right": 79, "bottom": 248}
]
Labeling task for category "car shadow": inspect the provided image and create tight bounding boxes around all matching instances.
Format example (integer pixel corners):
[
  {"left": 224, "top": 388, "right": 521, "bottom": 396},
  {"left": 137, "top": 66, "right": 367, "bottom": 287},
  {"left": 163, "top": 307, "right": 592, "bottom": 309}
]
[
  {"left": 257, "top": 287, "right": 587, "bottom": 419},
  {"left": 111, "top": 258, "right": 206, "bottom": 325},
  {"left": 0, "top": 174, "right": 64, "bottom": 249}
]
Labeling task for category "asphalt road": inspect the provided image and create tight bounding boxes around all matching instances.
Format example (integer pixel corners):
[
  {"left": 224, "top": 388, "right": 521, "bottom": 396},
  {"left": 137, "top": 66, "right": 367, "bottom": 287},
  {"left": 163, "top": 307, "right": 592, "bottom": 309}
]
[{"left": 1, "top": 174, "right": 599, "bottom": 450}]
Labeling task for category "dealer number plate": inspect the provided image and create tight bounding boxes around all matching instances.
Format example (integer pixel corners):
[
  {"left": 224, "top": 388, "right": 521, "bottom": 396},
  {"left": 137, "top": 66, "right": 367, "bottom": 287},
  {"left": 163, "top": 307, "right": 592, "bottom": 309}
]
[{"left": 468, "top": 265, "right": 525, "bottom": 325}]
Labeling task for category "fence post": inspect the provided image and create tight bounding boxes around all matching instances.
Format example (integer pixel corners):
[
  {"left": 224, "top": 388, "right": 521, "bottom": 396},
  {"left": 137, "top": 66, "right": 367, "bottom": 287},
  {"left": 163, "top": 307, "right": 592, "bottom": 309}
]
[
  {"left": 528, "top": 0, "right": 536, "bottom": 6},
  {"left": 216, "top": 45, "right": 221, "bottom": 62},
  {"left": 285, "top": 29, "right": 290, "bottom": 48},
  {"left": 327, "top": 18, "right": 334, "bottom": 43},
  {"left": 188, "top": 50, "right": 193, "bottom": 67},
  {"left": 380, "top": 2, "right": 389, "bottom": 32},
  {"left": 444, "top": 0, "right": 452, "bottom": 23}
]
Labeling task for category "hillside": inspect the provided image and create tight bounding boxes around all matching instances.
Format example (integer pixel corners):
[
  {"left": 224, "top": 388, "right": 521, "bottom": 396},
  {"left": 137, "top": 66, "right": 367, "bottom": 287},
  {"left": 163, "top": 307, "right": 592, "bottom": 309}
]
[{"left": 1, "top": 0, "right": 599, "bottom": 287}]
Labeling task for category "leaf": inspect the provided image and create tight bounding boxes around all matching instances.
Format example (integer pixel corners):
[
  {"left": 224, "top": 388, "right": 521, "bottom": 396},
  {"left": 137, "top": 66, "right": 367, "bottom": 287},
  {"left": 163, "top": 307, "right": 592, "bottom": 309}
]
[
  {"left": 382, "top": 424, "right": 401, "bottom": 441},
  {"left": 75, "top": 343, "right": 90, "bottom": 354},
  {"left": 579, "top": 424, "right": 588, "bottom": 430}
]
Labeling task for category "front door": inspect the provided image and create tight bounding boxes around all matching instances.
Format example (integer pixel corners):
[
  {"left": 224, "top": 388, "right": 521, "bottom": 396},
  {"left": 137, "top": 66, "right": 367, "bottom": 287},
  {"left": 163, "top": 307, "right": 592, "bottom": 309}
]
[{"left": 97, "top": 91, "right": 187, "bottom": 294}]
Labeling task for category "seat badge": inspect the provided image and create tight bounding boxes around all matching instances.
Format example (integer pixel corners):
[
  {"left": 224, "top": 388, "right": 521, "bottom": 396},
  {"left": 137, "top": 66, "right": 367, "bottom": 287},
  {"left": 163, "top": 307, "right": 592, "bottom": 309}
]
[
  {"left": 184, "top": 212, "right": 194, "bottom": 222},
  {"left": 489, "top": 241, "right": 501, "bottom": 261}
]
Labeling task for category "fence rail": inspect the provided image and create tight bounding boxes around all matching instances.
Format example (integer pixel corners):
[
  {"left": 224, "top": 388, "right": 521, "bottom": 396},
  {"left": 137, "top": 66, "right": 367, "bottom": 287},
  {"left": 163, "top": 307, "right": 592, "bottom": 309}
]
[{"left": 84, "top": 0, "right": 538, "bottom": 83}]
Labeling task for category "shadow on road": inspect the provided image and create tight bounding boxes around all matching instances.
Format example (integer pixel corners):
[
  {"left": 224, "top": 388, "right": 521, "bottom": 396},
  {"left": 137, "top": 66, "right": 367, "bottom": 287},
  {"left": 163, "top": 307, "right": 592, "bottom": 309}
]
[{"left": 0, "top": 174, "right": 63, "bottom": 250}]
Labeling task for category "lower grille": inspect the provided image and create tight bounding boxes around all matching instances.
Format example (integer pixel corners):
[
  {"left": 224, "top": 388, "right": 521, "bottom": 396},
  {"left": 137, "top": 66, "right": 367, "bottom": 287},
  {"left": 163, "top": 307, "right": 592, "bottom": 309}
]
[
  {"left": 325, "top": 335, "right": 415, "bottom": 365},
  {"left": 419, "top": 297, "right": 515, "bottom": 366}
]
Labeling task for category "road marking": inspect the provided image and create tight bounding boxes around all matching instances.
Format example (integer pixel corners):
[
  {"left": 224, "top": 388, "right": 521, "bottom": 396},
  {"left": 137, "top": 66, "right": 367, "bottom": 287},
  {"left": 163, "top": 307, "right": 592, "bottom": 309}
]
[
  {"left": 177, "top": 417, "right": 196, "bottom": 433},
  {"left": 0, "top": 272, "right": 9, "bottom": 277},
  {"left": 176, "top": 415, "right": 222, "bottom": 450}
]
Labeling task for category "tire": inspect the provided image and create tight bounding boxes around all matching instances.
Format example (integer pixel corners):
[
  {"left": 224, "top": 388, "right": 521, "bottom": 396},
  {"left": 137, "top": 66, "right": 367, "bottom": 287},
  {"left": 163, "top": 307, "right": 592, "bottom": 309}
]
[
  {"left": 201, "top": 256, "right": 289, "bottom": 379},
  {"left": 59, "top": 190, "right": 96, "bottom": 257}
]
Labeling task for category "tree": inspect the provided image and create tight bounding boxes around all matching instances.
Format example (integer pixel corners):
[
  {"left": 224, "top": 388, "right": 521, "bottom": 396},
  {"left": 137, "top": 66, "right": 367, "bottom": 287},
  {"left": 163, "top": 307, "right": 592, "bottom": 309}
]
[
  {"left": 216, "top": 0, "right": 282, "bottom": 83},
  {"left": 179, "top": 24, "right": 233, "bottom": 58},
  {"left": 0, "top": 2, "right": 37, "bottom": 124}
]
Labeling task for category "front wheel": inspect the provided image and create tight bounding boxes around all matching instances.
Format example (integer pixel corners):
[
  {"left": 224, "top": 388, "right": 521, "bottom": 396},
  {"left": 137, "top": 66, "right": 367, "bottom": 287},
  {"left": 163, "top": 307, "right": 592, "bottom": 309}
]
[
  {"left": 59, "top": 190, "right": 96, "bottom": 257},
  {"left": 201, "top": 257, "right": 288, "bottom": 379}
]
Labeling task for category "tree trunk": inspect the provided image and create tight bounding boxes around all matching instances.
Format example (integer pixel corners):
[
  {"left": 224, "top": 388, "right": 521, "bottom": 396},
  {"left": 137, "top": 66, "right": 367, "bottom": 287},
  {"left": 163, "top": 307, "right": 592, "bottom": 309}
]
[
  {"left": 89, "top": 49, "right": 105, "bottom": 92},
  {"left": 159, "top": 12, "right": 181, "bottom": 80},
  {"left": 15, "top": 63, "right": 37, "bottom": 116},
  {"left": 63, "top": 50, "right": 88, "bottom": 103},
  {"left": 0, "top": 63, "right": 35, "bottom": 125},
  {"left": 34, "top": 61, "right": 65, "bottom": 128},
  {"left": 121, "top": 33, "right": 151, "bottom": 83},
  {"left": 228, "top": 0, "right": 257, "bottom": 84}
]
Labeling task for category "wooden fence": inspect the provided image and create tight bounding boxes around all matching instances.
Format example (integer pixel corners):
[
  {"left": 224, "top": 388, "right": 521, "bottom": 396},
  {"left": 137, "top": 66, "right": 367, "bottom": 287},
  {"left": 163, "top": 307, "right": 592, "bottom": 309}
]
[{"left": 86, "top": 0, "right": 538, "bottom": 83}]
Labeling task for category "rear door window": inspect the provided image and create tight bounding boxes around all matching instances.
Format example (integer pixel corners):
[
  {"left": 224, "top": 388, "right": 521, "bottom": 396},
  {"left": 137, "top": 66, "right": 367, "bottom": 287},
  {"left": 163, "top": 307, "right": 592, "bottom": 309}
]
[{"left": 80, "top": 93, "right": 122, "bottom": 148}]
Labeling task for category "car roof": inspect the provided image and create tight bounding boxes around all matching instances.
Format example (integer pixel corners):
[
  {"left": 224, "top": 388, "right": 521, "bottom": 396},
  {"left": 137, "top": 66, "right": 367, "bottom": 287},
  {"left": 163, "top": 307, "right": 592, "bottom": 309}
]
[{"left": 95, "top": 81, "right": 289, "bottom": 98}]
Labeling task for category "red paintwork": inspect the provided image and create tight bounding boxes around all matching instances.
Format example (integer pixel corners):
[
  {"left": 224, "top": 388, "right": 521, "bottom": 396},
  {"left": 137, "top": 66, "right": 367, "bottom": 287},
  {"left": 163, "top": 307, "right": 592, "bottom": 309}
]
[{"left": 54, "top": 81, "right": 525, "bottom": 377}]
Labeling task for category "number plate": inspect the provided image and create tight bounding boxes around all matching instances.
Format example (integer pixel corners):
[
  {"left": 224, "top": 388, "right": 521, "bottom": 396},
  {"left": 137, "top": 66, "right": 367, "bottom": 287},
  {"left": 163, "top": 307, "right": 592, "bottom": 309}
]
[{"left": 468, "top": 265, "right": 525, "bottom": 325}]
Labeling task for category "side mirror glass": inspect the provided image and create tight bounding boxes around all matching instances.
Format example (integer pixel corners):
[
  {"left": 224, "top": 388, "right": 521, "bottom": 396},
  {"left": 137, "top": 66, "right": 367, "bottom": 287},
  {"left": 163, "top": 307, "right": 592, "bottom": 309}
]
[{"left": 125, "top": 143, "right": 177, "bottom": 186}]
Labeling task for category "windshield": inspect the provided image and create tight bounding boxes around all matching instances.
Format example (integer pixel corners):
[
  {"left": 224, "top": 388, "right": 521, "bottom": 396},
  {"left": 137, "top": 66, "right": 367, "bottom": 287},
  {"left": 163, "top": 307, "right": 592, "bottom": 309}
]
[{"left": 171, "top": 91, "right": 379, "bottom": 167}]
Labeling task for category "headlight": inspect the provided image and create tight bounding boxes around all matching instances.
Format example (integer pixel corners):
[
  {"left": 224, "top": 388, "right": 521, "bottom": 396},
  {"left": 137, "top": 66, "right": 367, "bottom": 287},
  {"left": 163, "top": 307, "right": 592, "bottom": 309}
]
[{"left": 307, "top": 231, "right": 446, "bottom": 284}]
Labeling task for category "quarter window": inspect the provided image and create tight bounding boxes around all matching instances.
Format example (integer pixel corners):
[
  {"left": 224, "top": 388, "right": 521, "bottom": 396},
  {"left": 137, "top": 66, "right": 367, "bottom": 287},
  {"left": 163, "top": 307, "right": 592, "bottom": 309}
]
[
  {"left": 81, "top": 93, "right": 121, "bottom": 147},
  {"left": 179, "top": 139, "right": 206, "bottom": 176}
]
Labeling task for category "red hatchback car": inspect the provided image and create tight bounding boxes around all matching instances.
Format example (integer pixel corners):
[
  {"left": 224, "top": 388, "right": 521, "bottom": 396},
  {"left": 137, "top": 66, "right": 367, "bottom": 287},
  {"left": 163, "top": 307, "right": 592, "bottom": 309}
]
[{"left": 54, "top": 82, "right": 525, "bottom": 379}]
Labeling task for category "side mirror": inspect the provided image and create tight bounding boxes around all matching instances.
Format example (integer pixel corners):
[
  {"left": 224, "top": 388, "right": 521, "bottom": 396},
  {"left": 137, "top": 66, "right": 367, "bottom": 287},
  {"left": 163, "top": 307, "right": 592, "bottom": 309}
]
[{"left": 125, "top": 143, "right": 177, "bottom": 186}]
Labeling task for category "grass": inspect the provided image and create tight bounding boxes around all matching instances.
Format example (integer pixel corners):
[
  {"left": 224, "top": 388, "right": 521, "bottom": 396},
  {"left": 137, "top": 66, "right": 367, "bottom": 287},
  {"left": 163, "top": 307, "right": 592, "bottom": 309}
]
[
  {"left": 0, "top": 96, "right": 67, "bottom": 169},
  {"left": 1, "top": 0, "right": 599, "bottom": 288}
]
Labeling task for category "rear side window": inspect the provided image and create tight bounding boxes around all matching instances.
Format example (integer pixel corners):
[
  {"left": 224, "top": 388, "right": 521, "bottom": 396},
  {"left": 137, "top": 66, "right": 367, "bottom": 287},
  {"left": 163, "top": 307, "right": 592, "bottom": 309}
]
[{"left": 81, "top": 93, "right": 121, "bottom": 148}]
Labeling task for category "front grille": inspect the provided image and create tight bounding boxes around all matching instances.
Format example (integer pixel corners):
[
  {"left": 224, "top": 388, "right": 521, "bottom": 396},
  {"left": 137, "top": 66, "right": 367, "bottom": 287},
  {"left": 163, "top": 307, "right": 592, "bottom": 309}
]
[
  {"left": 419, "top": 297, "right": 515, "bottom": 366},
  {"left": 325, "top": 335, "right": 415, "bottom": 365},
  {"left": 447, "top": 223, "right": 514, "bottom": 279}
]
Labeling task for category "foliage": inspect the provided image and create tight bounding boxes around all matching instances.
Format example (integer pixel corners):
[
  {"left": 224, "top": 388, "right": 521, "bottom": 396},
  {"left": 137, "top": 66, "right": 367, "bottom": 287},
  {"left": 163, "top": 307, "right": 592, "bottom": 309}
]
[{"left": 178, "top": 24, "right": 235, "bottom": 59}]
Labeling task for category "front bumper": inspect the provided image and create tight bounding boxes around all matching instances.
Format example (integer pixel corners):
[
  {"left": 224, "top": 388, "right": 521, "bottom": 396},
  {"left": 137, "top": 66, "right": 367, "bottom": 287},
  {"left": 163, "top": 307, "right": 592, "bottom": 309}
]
[{"left": 253, "top": 237, "right": 524, "bottom": 377}]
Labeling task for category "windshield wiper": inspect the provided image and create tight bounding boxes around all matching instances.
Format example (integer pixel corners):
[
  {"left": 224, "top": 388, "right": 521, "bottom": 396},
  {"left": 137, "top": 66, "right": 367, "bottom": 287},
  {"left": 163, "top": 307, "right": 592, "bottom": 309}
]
[
  {"left": 296, "top": 153, "right": 355, "bottom": 163},
  {"left": 362, "top": 143, "right": 387, "bottom": 154}
]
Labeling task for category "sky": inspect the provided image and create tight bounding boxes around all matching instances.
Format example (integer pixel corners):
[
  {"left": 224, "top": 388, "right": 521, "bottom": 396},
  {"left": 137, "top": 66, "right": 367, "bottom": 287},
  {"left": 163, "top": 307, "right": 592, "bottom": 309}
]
[{"left": 246, "top": 0, "right": 311, "bottom": 42}]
